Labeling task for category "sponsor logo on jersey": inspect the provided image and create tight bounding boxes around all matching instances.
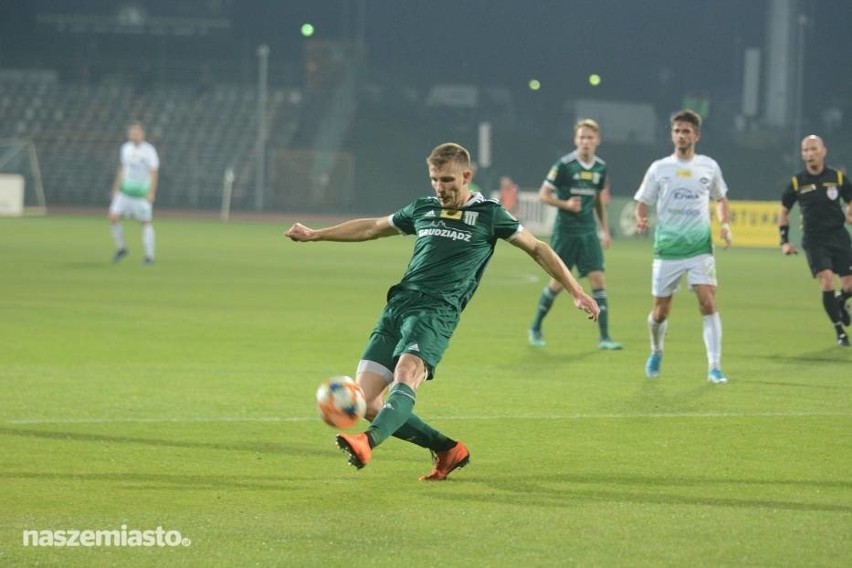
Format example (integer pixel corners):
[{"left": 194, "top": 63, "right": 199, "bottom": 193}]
[
  {"left": 570, "top": 187, "right": 598, "bottom": 196},
  {"left": 572, "top": 172, "right": 600, "bottom": 184},
  {"left": 676, "top": 169, "right": 692, "bottom": 178},
  {"left": 672, "top": 188, "right": 700, "bottom": 200},
  {"left": 440, "top": 209, "right": 463, "bottom": 220},
  {"left": 418, "top": 221, "right": 472, "bottom": 242},
  {"left": 424, "top": 210, "right": 436, "bottom": 218}
]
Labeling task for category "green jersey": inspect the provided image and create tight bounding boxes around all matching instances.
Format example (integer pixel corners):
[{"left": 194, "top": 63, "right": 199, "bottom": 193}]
[
  {"left": 545, "top": 151, "right": 607, "bottom": 236},
  {"left": 390, "top": 193, "right": 522, "bottom": 311}
]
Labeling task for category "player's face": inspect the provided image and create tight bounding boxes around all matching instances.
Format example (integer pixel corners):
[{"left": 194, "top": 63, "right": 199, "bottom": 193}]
[
  {"left": 574, "top": 127, "right": 600, "bottom": 160},
  {"left": 429, "top": 161, "right": 472, "bottom": 209},
  {"left": 670, "top": 121, "right": 699, "bottom": 154},
  {"left": 127, "top": 125, "right": 144, "bottom": 144},
  {"left": 800, "top": 137, "right": 826, "bottom": 169}
]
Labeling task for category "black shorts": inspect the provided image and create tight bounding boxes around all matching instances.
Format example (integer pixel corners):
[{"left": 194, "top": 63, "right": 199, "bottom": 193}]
[{"left": 802, "top": 230, "right": 852, "bottom": 277}]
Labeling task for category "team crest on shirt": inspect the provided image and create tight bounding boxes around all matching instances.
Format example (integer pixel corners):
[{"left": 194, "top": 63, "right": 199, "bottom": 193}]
[
  {"left": 826, "top": 185, "right": 838, "bottom": 200},
  {"left": 438, "top": 209, "right": 477, "bottom": 226}
]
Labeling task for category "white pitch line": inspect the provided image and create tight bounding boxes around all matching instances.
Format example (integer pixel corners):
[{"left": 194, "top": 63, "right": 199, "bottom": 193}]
[{"left": 4, "top": 411, "right": 850, "bottom": 426}]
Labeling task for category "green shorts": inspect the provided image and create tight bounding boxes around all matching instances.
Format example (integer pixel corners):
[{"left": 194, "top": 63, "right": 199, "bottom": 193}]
[
  {"left": 551, "top": 231, "right": 604, "bottom": 277},
  {"left": 360, "top": 290, "right": 460, "bottom": 380}
]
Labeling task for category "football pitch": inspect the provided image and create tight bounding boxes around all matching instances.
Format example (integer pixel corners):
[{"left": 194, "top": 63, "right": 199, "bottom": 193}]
[{"left": 1, "top": 214, "right": 850, "bottom": 567}]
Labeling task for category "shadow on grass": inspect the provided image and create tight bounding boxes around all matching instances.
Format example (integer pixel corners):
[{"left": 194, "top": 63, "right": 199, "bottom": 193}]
[
  {"left": 624, "top": 381, "right": 715, "bottom": 414},
  {"left": 0, "top": 470, "right": 312, "bottom": 491},
  {"left": 427, "top": 472, "right": 852, "bottom": 513},
  {"left": 64, "top": 262, "right": 111, "bottom": 269},
  {"left": 0, "top": 426, "right": 426, "bottom": 470},
  {"left": 0, "top": 426, "right": 327, "bottom": 458},
  {"left": 755, "top": 348, "right": 852, "bottom": 363},
  {"left": 743, "top": 379, "right": 848, "bottom": 389}
]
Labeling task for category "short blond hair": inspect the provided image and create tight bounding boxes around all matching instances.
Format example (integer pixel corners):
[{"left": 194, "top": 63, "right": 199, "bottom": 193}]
[
  {"left": 574, "top": 118, "right": 600, "bottom": 135},
  {"left": 427, "top": 143, "right": 471, "bottom": 169}
]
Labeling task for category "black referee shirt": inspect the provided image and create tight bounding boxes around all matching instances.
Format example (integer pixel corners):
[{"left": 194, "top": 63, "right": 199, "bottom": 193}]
[{"left": 781, "top": 167, "right": 852, "bottom": 237}]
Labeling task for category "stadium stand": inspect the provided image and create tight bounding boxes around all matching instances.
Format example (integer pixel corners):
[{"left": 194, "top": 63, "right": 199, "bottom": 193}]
[{"left": 0, "top": 71, "right": 298, "bottom": 210}]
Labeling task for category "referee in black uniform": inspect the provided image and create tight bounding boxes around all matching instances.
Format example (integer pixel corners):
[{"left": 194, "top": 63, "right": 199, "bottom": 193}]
[{"left": 778, "top": 134, "right": 852, "bottom": 347}]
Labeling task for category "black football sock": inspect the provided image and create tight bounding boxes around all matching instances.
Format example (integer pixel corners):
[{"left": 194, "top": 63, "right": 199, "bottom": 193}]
[{"left": 822, "top": 290, "right": 841, "bottom": 323}]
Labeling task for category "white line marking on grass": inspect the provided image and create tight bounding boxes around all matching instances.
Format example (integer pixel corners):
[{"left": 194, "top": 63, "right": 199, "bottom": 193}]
[{"left": 4, "top": 411, "right": 849, "bottom": 426}]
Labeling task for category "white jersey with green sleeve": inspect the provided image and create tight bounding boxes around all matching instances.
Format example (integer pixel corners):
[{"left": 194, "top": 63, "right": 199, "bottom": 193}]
[
  {"left": 120, "top": 141, "right": 159, "bottom": 197},
  {"left": 634, "top": 154, "right": 728, "bottom": 260}
]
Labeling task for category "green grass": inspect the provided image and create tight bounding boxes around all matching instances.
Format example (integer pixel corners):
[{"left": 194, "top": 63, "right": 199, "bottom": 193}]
[{"left": 1, "top": 214, "right": 850, "bottom": 567}]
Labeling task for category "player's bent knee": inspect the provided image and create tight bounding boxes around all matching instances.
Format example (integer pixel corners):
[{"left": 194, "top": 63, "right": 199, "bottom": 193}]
[
  {"left": 393, "top": 355, "right": 427, "bottom": 389},
  {"left": 364, "top": 399, "right": 383, "bottom": 421}
]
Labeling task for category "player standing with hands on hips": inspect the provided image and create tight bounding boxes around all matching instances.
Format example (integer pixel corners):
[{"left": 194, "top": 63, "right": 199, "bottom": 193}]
[
  {"left": 778, "top": 135, "right": 852, "bottom": 347},
  {"left": 634, "top": 110, "right": 732, "bottom": 384},
  {"left": 108, "top": 121, "right": 159, "bottom": 265},
  {"left": 285, "top": 143, "right": 599, "bottom": 479}
]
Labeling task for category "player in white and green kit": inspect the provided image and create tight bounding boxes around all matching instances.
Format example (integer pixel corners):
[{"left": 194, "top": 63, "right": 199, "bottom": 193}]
[
  {"left": 529, "top": 119, "right": 621, "bottom": 350},
  {"left": 634, "top": 110, "right": 732, "bottom": 384},
  {"left": 286, "top": 143, "right": 600, "bottom": 479},
  {"left": 108, "top": 121, "right": 159, "bottom": 264}
]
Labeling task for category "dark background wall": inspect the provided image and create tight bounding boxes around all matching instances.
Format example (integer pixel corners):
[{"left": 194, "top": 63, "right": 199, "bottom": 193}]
[{"left": 1, "top": 0, "right": 850, "bottom": 214}]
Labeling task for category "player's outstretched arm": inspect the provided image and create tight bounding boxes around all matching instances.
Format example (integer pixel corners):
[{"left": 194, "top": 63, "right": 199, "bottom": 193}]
[
  {"left": 285, "top": 217, "right": 398, "bottom": 243},
  {"left": 510, "top": 229, "right": 600, "bottom": 321}
]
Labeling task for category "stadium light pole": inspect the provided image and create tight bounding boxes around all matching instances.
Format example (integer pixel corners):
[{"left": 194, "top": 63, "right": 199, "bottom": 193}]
[
  {"left": 254, "top": 43, "right": 270, "bottom": 211},
  {"left": 791, "top": 13, "right": 806, "bottom": 165}
]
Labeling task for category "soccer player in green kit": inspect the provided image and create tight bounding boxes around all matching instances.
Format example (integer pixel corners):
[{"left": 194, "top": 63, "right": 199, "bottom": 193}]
[
  {"left": 285, "top": 143, "right": 600, "bottom": 479},
  {"left": 528, "top": 119, "right": 621, "bottom": 350}
]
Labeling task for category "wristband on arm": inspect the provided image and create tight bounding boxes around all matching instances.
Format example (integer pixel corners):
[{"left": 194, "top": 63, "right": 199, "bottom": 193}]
[{"left": 779, "top": 225, "right": 789, "bottom": 245}]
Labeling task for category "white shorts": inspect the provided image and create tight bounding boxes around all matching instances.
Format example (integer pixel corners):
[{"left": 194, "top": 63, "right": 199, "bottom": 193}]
[
  {"left": 651, "top": 254, "right": 717, "bottom": 297},
  {"left": 109, "top": 193, "right": 152, "bottom": 222}
]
